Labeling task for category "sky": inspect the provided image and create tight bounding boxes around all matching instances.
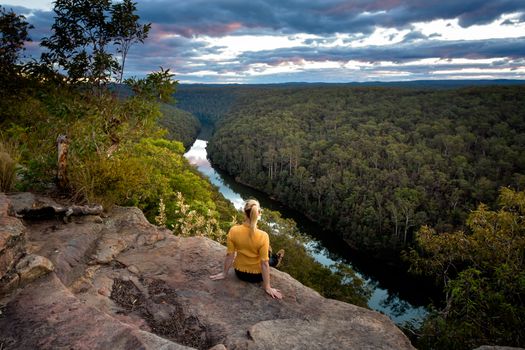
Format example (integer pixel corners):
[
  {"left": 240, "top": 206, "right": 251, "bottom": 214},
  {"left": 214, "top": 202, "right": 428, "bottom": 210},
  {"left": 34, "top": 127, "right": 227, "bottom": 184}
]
[{"left": 3, "top": 0, "right": 525, "bottom": 83}]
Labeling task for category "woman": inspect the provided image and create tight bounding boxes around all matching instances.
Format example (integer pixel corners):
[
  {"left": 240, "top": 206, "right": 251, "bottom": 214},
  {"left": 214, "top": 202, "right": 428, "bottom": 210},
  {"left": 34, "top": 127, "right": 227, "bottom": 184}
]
[{"left": 209, "top": 199, "right": 284, "bottom": 299}]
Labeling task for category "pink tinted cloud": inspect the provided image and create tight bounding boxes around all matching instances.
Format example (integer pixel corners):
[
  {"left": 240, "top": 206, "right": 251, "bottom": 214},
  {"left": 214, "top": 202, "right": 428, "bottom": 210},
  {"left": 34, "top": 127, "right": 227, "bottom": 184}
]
[{"left": 151, "top": 21, "right": 245, "bottom": 38}]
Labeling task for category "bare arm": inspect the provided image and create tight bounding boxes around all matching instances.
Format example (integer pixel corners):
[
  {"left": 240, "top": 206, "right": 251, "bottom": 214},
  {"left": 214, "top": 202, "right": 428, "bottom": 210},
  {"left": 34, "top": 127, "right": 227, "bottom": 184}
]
[
  {"left": 210, "top": 252, "right": 235, "bottom": 280},
  {"left": 261, "top": 260, "right": 282, "bottom": 299}
]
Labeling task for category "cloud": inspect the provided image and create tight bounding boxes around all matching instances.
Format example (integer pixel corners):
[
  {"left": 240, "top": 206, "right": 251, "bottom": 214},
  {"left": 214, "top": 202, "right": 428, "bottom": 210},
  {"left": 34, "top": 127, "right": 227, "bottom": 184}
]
[
  {"left": 5, "top": 0, "right": 525, "bottom": 82},
  {"left": 235, "top": 37, "right": 525, "bottom": 65},
  {"left": 136, "top": 0, "right": 525, "bottom": 37},
  {"left": 26, "top": 9, "right": 54, "bottom": 39},
  {"left": 11, "top": 0, "right": 525, "bottom": 36},
  {"left": 401, "top": 30, "right": 429, "bottom": 43}
]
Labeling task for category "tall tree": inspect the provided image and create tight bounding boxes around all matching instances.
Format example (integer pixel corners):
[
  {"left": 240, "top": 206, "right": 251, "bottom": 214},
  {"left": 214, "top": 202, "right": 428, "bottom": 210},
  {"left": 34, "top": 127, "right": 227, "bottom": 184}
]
[
  {"left": 0, "top": 6, "right": 32, "bottom": 66},
  {"left": 41, "top": 0, "right": 148, "bottom": 86},
  {"left": 0, "top": 6, "right": 32, "bottom": 85},
  {"left": 41, "top": 0, "right": 116, "bottom": 85},
  {"left": 111, "top": 0, "right": 150, "bottom": 83}
]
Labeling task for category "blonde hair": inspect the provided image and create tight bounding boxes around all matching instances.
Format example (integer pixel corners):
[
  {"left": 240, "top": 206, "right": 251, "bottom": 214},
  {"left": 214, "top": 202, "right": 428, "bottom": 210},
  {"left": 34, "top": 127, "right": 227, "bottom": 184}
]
[{"left": 243, "top": 199, "right": 260, "bottom": 236}]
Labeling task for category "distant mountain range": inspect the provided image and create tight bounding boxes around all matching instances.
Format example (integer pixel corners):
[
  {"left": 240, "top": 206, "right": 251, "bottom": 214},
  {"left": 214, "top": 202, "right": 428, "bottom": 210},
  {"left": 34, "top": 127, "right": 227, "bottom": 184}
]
[{"left": 178, "top": 79, "right": 525, "bottom": 89}]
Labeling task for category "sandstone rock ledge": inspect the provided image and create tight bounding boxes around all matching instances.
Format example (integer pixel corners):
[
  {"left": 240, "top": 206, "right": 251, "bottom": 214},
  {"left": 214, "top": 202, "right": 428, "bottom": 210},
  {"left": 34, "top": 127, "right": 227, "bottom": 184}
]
[{"left": 0, "top": 193, "right": 414, "bottom": 350}]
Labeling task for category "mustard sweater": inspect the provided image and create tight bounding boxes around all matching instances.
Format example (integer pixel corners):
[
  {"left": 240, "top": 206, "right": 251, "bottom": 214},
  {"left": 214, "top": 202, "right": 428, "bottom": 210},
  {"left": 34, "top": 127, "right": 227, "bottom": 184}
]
[{"left": 227, "top": 224, "right": 269, "bottom": 274}]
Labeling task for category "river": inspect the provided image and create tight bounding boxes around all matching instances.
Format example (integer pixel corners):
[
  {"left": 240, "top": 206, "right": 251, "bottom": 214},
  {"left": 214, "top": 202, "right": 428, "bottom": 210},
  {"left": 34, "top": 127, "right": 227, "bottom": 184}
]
[{"left": 185, "top": 138, "right": 434, "bottom": 326}]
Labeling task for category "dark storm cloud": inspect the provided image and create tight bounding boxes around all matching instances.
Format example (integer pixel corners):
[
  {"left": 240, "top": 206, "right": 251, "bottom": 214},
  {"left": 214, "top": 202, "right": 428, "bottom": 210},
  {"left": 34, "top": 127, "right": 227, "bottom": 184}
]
[
  {"left": 0, "top": 5, "right": 54, "bottom": 42},
  {"left": 146, "top": 32, "right": 226, "bottom": 58},
  {"left": 1, "top": 5, "right": 54, "bottom": 40},
  {"left": 0, "top": 6, "right": 54, "bottom": 60},
  {"left": 6, "top": 0, "right": 525, "bottom": 82},
  {"left": 26, "top": 9, "right": 54, "bottom": 39},
  {"left": 1, "top": 5, "right": 31, "bottom": 14},
  {"left": 138, "top": 0, "right": 525, "bottom": 37},
  {"left": 401, "top": 31, "right": 429, "bottom": 43}
]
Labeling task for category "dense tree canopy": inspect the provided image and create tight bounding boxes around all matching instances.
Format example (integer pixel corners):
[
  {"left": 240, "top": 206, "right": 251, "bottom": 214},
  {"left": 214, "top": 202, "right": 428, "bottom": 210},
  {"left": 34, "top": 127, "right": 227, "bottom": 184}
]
[
  {"left": 158, "top": 104, "right": 200, "bottom": 149},
  {"left": 175, "top": 85, "right": 243, "bottom": 127},
  {"left": 206, "top": 86, "right": 525, "bottom": 258},
  {"left": 407, "top": 187, "right": 525, "bottom": 349}
]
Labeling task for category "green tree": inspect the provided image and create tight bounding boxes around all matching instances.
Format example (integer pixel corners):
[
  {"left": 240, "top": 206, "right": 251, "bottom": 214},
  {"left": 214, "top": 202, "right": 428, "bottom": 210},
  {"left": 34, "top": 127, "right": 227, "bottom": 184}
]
[
  {"left": 408, "top": 187, "right": 525, "bottom": 349},
  {"left": 41, "top": 0, "right": 148, "bottom": 86},
  {"left": 125, "top": 67, "right": 177, "bottom": 103},
  {"left": 204, "top": 85, "right": 525, "bottom": 258},
  {"left": 0, "top": 6, "right": 32, "bottom": 67},
  {"left": 111, "top": 0, "right": 150, "bottom": 83},
  {"left": 0, "top": 6, "right": 32, "bottom": 91}
]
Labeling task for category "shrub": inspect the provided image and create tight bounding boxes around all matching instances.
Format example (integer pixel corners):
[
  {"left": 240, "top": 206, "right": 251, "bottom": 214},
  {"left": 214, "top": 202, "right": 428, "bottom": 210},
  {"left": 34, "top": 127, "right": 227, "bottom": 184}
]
[
  {"left": 408, "top": 187, "right": 525, "bottom": 349},
  {"left": 0, "top": 137, "right": 20, "bottom": 192},
  {"left": 169, "top": 192, "right": 228, "bottom": 244}
]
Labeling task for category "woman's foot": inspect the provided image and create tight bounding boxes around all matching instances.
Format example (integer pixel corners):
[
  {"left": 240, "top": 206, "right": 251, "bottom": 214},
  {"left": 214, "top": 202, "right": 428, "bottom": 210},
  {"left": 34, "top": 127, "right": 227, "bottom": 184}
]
[{"left": 275, "top": 249, "right": 285, "bottom": 268}]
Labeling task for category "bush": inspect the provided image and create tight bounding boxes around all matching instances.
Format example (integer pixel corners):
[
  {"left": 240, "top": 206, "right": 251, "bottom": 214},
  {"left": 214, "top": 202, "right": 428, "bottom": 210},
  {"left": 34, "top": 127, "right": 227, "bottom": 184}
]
[
  {"left": 168, "top": 192, "right": 229, "bottom": 244},
  {"left": 0, "top": 137, "right": 20, "bottom": 192},
  {"left": 408, "top": 187, "right": 525, "bottom": 349}
]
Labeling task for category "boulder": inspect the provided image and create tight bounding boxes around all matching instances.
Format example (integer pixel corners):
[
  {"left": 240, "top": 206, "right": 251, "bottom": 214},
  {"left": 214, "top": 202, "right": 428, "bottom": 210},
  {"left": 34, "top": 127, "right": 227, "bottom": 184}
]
[
  {"left": 0, "top": 193, "right": 415, "bottom": 350},
  {"left": 0, "top": 193, "right": 26, "bottom": 287},
  {"left": 15, "top": 254, "right": 54, "bottom": 284}
]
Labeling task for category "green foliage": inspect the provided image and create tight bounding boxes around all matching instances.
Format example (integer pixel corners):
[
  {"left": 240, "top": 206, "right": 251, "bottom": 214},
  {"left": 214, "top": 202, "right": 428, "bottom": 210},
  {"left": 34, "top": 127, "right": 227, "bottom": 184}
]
[
  {"left": 408, "top": 188, "right": 525, "bottom": 349},
  {"left": 0, "top": 69, "right": 233, "bottom": 231},
  {"left": 68, "top": 134, "right": 230, "bottom": 225},
  {"left": 111, "top": 0, "right": 150, "bottom": 83},
  {"left": 0, "top": 6, "right": 32, "bottom": 67},
  {"left": 125, "top": 68, "right": 178, "bottom": 103},
  {"left": 175, "top": 85, "right": 241, "bottom": 126},
  {"left": 0, "top": 136, "right": 20, "bottom": 192},
  {"left": 169, "top": 192, "right": 228, "bottom": 244},
  {"left": 40, "top": 0, "right": 149, "bottom": 85},
  {"left": 158, "top": 104, "right": 201, "bottom": 149},
  {"left": 259, "top": 209, "right": 371, "bottom": 307},
  {"left": 205, "top": 86, "right": 525, "bottom": 257},
  {"left": 0, "top": 6, "right": 33, "bottom": 93}
]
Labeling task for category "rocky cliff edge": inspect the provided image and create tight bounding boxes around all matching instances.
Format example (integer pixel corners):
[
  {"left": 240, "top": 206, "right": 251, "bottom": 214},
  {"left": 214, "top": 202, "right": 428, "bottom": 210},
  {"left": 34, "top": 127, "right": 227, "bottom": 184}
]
[{"left": 0, "top": 192, "right": 414, "bottom": 350}]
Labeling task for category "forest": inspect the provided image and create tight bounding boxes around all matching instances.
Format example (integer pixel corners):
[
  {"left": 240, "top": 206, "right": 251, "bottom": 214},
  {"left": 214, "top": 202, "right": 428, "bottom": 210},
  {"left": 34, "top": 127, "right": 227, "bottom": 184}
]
[
  {"left": 205, "top": 86, "right": 525, "bottom": 257},
  {"left": 196, "top": 84, "right": 525, "bottom": 349},
  {"left": 2, "top": 2, "right": 524, "bottom": 349}
]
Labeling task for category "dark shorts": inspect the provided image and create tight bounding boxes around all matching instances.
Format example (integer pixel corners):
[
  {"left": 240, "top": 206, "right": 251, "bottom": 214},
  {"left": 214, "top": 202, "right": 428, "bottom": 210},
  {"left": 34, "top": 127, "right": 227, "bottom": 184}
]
[
  {"left": 234, "top": 253, "right": 279, "bottom": 283},
  {"left": 234, "top": 269, "right": 263, "bottom": 283}
]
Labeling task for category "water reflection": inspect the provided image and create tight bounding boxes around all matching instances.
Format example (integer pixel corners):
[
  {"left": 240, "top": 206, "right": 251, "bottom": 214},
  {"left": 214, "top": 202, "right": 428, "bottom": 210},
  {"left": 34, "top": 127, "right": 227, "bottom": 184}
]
[
  {"left": 185, "top": 140, "right": 245, "bottom": 209},
  {"left": 184, "top": 139, "right": 429, "bottom": 325}
]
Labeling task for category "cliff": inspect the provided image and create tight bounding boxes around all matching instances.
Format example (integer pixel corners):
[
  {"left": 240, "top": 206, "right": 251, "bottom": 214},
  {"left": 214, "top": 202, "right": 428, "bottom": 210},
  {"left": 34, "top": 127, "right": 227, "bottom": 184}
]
[{"left": 0, "top": 192, "right": 414, "bottom": 350}]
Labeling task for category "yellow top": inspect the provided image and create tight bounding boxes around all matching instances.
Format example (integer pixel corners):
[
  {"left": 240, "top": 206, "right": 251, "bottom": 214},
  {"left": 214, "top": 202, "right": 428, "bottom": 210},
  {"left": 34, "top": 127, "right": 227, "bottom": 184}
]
[{"left": 226, "top": 223, "right": 269, "bottom": 274}]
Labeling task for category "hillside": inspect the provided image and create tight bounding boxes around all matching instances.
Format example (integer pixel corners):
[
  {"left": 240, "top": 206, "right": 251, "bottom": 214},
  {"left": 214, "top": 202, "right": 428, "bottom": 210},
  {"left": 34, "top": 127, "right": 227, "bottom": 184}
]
[{"left": 206, "top": 85, "right": 525, "bottom": 256}]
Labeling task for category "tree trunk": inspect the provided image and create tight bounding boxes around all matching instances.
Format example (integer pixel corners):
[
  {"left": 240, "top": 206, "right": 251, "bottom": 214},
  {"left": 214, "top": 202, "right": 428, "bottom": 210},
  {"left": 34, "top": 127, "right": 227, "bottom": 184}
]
[
  {"left": 57, "top": 134, "right": 70, "bottom": 190},
  {"left": 404, "top": 215, "right": 410, "bottom": 244}
]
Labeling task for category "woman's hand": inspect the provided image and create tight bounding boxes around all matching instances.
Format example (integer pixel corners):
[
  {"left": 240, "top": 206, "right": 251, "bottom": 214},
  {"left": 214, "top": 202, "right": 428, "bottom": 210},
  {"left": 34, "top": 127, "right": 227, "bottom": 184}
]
[
  {"left": 209, "top": 272, "right": 226, "bottom": 280},
  {"left": 265, "top": 286, "right": 283, "bottom": 299}
]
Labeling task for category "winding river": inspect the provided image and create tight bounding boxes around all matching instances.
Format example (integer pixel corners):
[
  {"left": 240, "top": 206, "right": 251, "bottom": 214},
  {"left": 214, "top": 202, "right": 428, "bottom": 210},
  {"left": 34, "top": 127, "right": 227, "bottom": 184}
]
[{"left": 185, "top": 138, "right": 435, "bottom": 326}]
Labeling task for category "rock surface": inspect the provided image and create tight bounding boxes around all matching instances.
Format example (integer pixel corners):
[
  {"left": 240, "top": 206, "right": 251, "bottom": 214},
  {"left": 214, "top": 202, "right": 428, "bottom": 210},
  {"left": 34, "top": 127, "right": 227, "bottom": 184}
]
[{"left": 0, "top": 192, "right": 415, "bottom": 350}]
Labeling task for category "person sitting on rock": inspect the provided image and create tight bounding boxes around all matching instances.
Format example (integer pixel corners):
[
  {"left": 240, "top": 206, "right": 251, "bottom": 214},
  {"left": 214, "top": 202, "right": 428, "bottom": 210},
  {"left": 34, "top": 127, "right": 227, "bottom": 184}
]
[{"left": 210, "top": 199, "right": 284, "bottom": 299}]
